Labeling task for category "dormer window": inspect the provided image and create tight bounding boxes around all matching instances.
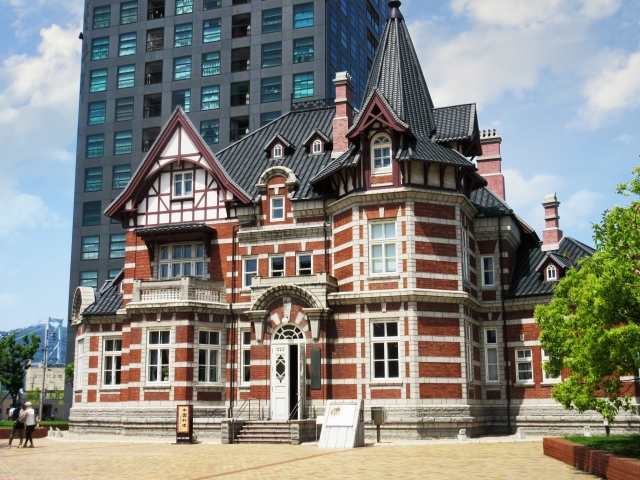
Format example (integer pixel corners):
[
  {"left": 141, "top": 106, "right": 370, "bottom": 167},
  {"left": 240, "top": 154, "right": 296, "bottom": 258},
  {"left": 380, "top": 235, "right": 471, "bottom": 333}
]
[
  {"left": 173, "top": 172, "right": 193, "bottom": 198},
  {"left": 312, "top": 139, "right": 322, "bottom": 154},
  {"left": 546, "top": 264, "right": 557, "bottom": 281},
  {"left": 273, "top": 144, "right": 283, "bottom": 158},
  {"left": 371, "top": 134, "right": 391, "bottom": 173}
]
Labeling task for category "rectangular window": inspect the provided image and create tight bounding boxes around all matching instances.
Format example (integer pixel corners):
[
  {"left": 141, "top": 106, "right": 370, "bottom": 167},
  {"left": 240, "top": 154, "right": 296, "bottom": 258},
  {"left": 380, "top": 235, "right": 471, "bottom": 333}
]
[
  {"left": 482, "top": 256, "right": 495, "bottom": 286},
  {"left": 260, "top": 111, "right": 280, "bottom": 127},
  {"left": 120, "top": 1, "right": 138, "bottom": 24},
  {"left": 516, "top": 349, "right": 533, "bottom": 383},
  {"left": 90, "top": 69, "right": 108, "bottom": 92},
  {"left": 203, "top": 18, "right": 221, "bottom": 43},
  {"left": 88, "top": 101, "right": 106, "bottom": 125},
  {"left": 83, "top": 201, "right": 102, "bottom": 226},
  {"left": 112, "top": 164, "right": 131, "bottom": 189},
  {"left": 86, "top": 134, "right": 104, "bottom": 158},
  {"left": 91, "top": 37, "right": 109, "bottom": 60},
  {"left": 93, "top": 6, "right": 111, "bottom": 29},
  {"left": 84, "top": 167, "right": 103, "bottom": 193},
  {"left": 171, "top": 89, "right": 191, "bottom": 113},
  {"left": 173, "top": 172, "right": 193, "bottom": 198},
  {"left": 148, "top": 331, "right": 170, "bottom": 383},
  {"left": 340, "top": 25, "right": 348, "bottom": 49},
  {"left": 370, "top": 222, "right": 396, "bottom": 274},
  {"left": 372, "top": 321, "right": 399, "bottom": 379},
  {"left": 109, "top": 234, "right": 126, "bottom": 259},
  {"left": 117, "top": 65, "right": 135, "bottom": 88},
  {"left": 159, "top": 243, "right": 205, "bottom": 279},
  {"left": 261, "top": 42, "right": 282, "bottom": 68},
  {"left": 366, "top": 1, "right": 379, "bottom": 32},
  {"left": 76, "top": 340, "right": 84, "bottom": 389},
  {"left": 261, "top": 76, "right": 281, "bottom": 103},
  {"left": 174, "top": 23, "right": 193, "bottom": 48},
  {"left": 270, "top": 196, "right": 284, "bottom": 221},
  {"left": 330, "top": 8, "right": 338, "bottom": 35},
  {"left": 202, "top": 52, "right": 221, "bottom": 76},
  {"left": 293, "top": 72, "right": 313, "bottom": 99},
  {"left": 201, "top": 85, "right": 220, "bottom": 110},
  {"left": 262, "top": 8, "right": 282, "bottom": 33},
  {"left": 200, "top": 120, "right": 219, "bottom": 145},
  {"left": 330, "top": 42, "right": 338, "bottom": 70},
  {"left": 80, "top": 271, "right": 99, "bottom": 290},
  {"left": 542, "top": 349, "right": 561, "bottom": 383},
  {"left": 173, "top": 56, "right": 191, "bottom": 80},
  {"left": 198, "top": 331, "right": 220, "bottom": 383},
  {"left": 270, "top": 256, "right": 285, "bottom": 277},
  {"left": 367, "top": 29, "right": 378, "bottom": 57},
  {"left": 114, "top": 130, "right": 133, "bottom": 155},
  {"left": 230, "top": 81, "right": 250, "bottom": 106},
  {"left": 297, "top": 254, "right": 312, "bottom": 275},
  {"left": 115, "top": 97, "right": 134, "bottom": 122},
  {"left": 293, "top": 3, "right": 314, "bottom": 29},
  {"left": 103, "top": 338, "right": 122, "bottom": 386},
  {"left": 175, "top": 0, "right": 193, "bottom": 15},
  {"left": 108, "top": 269, "right": 121, "bottom": 279},
  {"left": 351, "top": 35, "right": 357, "bottom": 60},
  {"left": 293, "top": 37, "right": 314, "bottom": 64},
  {"left": 81, "top": 235, "right": 100, "bottom": 260},
  {"left": 462, "top": 230, "right": 470, "bottom": 282},
  {"left": 485, "top": 329, "right": 499, "bottom": 382},
  {"left": 118, "top": 32, "right": 137, "bottom": 56},
  {"left": 146, "top": 27, "right": 164, "bottom": 52},
  {"left": 204, "top": 0, "right": 221, "bottom": 10},
  {"left": 465, "top": 323, "right": 474, "bottom": 381},
  {"left": 241, "top": 331, "right": 251, "bottom": 383},
  {"left": 243, "top": 258, "right": 257, "bottom": 287}
]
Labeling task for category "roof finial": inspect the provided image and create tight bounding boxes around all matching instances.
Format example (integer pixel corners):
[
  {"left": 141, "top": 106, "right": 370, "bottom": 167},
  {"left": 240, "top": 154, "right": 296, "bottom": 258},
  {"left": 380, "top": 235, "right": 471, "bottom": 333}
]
[{"left": 389, "top": 1, "right": 403, "bottom": 19}]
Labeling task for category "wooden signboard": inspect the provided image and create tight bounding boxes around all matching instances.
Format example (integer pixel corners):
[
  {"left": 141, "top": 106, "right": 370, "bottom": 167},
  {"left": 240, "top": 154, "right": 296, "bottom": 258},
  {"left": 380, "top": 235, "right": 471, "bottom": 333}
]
[{"left": 176, "top": 405, "right": 193, "bottom": 444}]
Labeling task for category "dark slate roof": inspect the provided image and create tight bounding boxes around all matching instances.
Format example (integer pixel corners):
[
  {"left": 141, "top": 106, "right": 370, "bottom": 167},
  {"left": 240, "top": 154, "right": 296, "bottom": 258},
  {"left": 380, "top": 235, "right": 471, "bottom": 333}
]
[
  {"left": 214, "top": 107, "right": 336, "bottom": 200},
  {"left": 134, "top": 223, "right": 215, "bottom": 236},
  {"left": 396, "top": 137, "right": 476, "bottom": 166},
  {"left": 432, "top": 104, "right": 476, "bottom": 142},
  {"left": 311, "top": 146, "right": 360, "bottom": 183},
  {"left": 470, "top": 187, "right": 512, "bottom": 216},
  {"left": 83, "top": 281, "right": 123, "bottom": 316},
  {"left": 507, "top": 237, "right": 595, "bottom": 297}
]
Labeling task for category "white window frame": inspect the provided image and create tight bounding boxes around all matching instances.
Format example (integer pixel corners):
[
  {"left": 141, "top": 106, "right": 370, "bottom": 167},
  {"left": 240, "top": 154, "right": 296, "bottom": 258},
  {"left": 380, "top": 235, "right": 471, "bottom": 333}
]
[
  {"left": 369, "top": 221, "right": 397, "bottom": 275},
  {"left": 482, "top": 256, "right": 495, "bottom": 287},
  {"left": 273, "top": 144, "right": 283, "bottom": 158},
  {"left": 198, "top": 330, "right": 221, "bottom": 383},
  {"left": 371, "top": 133, "right": 392, "bottom": 173},
  {"left": 102, "top": 338, "right": 122, "bottom": 387},
  {"left": 147, "top": 330, "right": 171, "bottom": 383},
  {"left": 159, "top": 243, "right": 206, "bottom": 279},
  {"left": 312, "top": 139, "right": 322, "bottom": 154},
  {"left": 270, "top": 196, "right": 285, "bottom": 222},
  {"left": 243, "top": 257, "right": 258, "bottom": 287},
  {"left": 297, "top": 253, "right": 312, "bottom": 275},
  {"left": 76, "top": 339, "right": 85, "bottom": 389},
  {"left": 371, "top": 320, "right": 400, "bottom": 380},
  {"left": 462, "top": 229, "right": 470, "bottom": 282},
  {"left": 465, "top": 322, "right": 474, "bottom": 381},
  {"left": 173, "top": 171, "right": 193, "bottom": 198},
  {"left": 515, "top": 348, "right": 534, "bottom": 384},
  {"left": 546, "top": 264, "right": 557, "bottom": 281},
  {"left": 541, "top": 349, "right": 561, "bottom": 384},
  {"left": 485, "top": 328, "right": 499, "bottom": 383},
  {"left": 270, "top": 255, "right": 285, "bottom": 277},
  {"left": 241, "top": 330, "right": 251, "bottom": 384}
]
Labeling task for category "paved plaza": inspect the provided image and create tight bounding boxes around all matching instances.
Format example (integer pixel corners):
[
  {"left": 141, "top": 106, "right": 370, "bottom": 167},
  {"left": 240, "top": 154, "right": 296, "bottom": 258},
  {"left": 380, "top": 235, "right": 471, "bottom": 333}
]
[{"left": 0, "top": 436, "right": 595, "bottom": 479}]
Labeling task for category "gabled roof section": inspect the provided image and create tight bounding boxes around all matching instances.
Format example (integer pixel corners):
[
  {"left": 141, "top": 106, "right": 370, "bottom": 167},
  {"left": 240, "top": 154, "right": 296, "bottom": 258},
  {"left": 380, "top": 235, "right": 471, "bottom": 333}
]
[
  {"left": 83, "top": 278, "right": 123, "bottom": 316},
  {"left": 263, "top": 133, "right": 293, "bottom": 152},
  {"left": 432, "top": 104, "right": 482, "bottom": 157},
  {"left": 470, "top": 187, "right": 512, "bottom": 216},
  {"left": 303, "top": 129, "right": 331, "bottom": 147},
  {"left": 311, "top": 146, "right": 361, "bottom": 184}
]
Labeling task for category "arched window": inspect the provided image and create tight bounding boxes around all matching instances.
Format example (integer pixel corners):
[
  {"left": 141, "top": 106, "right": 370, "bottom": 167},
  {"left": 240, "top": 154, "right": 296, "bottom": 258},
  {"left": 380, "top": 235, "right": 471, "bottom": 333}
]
[
  {"left": 546, "top": 264, "right": 557, "bottom": 281},
  {"left": 273, "top": 144, "right": 283, "bottom": 158},
  {"left": 273, "top": 324, "right": 304, "bottom": 340},
  {"left": 371, "top": 135, "right": 391, "bottom": 172},
  {"left": 312, "top": 139, "right": 322, "bottom": 154}
]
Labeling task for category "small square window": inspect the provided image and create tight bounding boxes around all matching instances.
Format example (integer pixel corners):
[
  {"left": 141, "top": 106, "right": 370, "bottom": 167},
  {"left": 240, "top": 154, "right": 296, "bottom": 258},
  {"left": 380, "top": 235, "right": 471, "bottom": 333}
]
[
  {"left": 93, "top": 6, "right": 111, "bottom": 29},
  {"left": 270, "top": 256, "right": 285, "bottom": 277},
  {"left": 312, "top": 139, "right": 322, "bottom": 154},
  {"left": 174, "top": 23, "right": 193, "bottom": 48},
  {"left": 270, "top": 196, "right": 284, "bottom": 221},
  {"left": 202, "top": 52, "right": 221, "bottom": 76},
  {"left": 293, "top": 3, "right": 314, "bottom": 29},
  {"left": 120, "top": 1, "right": 138, "bottom": 24},
  {"left": 173, "top": 56, "right": 192, "bottom": 80},
  {"left": 114, "top": 131, "right": 133, "bottom": 155},
  {"left": 86, "top": 134, "right": 104, "bottom": 159},
  {"left": 297, "top": 254, "right": 312, "bottom": 275},
  {"left": 84, "top": 167, "right": 103, "bottom": 192},
  {"left": 80, "top": 271, "right": 99, "bottom": 290},
  {"left": 173, "top": 172, "right": 193, "bottom": 198},
  {"left": 90, "top": 69, "right": 108, "bottom": 92},
  {"left": 91, "top": 37, "right": 109, "bottom": 60},
  {"left": 171, "top": 89, "right": 191, "bottom": 113},
  {"left": 118, "top": 32, "right": 137, "bottom": 56},
  {"left": 117, "top": 65, "right": 135, "bottom": 88},
  {"left": 113, "top": 164, "right": 131, "bottom": 189}
]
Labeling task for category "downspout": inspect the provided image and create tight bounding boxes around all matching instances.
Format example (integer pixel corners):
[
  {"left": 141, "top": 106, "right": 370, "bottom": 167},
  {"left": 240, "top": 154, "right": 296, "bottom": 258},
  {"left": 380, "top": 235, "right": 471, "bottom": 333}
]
[
  {"left": 323, "top": 193, "right": 329, "bottom": 274},
  {"left": 498, "top": 214, "right": 511, "bottom": 435}
]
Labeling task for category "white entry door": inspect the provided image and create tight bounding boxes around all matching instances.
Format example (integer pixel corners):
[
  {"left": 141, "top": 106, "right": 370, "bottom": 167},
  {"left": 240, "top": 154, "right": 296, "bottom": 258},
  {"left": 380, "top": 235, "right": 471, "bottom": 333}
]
[{"left": 271, "top": 344, "right": 289, "bottom": 420}]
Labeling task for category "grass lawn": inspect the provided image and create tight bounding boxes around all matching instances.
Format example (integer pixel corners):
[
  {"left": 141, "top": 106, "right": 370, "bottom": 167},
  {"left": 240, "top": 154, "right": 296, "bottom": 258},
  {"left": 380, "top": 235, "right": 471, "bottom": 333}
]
[
  {"left": 0, "top": 420, "right": 68, "bottom": 428},
  {"left": 564, "top": 435, "right": 640, "bottom": 460}
]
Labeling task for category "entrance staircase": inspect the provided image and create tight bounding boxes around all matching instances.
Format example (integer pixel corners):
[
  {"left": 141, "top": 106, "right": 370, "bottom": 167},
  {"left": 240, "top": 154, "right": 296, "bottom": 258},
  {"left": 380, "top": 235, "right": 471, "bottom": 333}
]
[{"left": 235, "top": 421, "right": 291, "bottom": 444}]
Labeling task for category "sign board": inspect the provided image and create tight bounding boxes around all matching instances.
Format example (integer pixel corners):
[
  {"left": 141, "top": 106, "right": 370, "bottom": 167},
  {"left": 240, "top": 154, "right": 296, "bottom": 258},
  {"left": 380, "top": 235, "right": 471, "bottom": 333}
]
[
  {"left": 176, "top": 405, "right": 193, "bottom": 444},
  {"left": 318, "top": 399, "right": 364, "bottom": 449},
  {"left": 326, "top": 402, "right": 358, "bottom": 427}
]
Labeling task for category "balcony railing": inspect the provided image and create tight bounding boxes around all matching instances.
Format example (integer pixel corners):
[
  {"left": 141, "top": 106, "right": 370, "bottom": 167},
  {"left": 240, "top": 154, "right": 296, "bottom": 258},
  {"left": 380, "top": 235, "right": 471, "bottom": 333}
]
[
  {"left": 231, "top": 59, "right": 250, "bottom": 72},
  {"left": 131, "top": 277, "right": 225, "bottom": 304},
  {"left": 230, "top": 127, "right": 249, "bottom": 142},
  {"left": 230, "top": 93, "right": 249, "bottom": 107},
  {"left": 145, "top": 72, "right": 163, "bottom": 84},
  {"left": 148, "top": 8, "right": 165, "bottom": 20},
  {"left": 144, "top": 105, "right": 161, "bottom": 117},
  {"left": 232, "top": 25, "right": 251, "bottom": 38}
]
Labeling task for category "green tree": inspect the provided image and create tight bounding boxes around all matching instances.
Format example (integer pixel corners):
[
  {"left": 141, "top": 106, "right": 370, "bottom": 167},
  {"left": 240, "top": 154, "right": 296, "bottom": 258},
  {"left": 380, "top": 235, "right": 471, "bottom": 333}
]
[
  {"left": 535, "top": 167, "right": 640, "bottom": 423},
  {"left": 0, "top": 332, "right": 41, "bottom": 406},
  {"left": 64, "top": 363, "right": 74, "bottom": 387}
]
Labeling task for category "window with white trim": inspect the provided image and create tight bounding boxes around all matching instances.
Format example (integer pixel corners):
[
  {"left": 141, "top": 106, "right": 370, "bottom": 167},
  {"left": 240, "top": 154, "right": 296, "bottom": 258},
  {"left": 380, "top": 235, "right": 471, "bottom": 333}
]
[
  {"left": 241, "top": 331, "right": 251, "bottom": 384},
  {"left": 270, "top": 256, "right": 285, "bottom": 277},
  {"left": 148, "top": 331, "right": 170, "bottom": 382},
  {"left": 270, "top": 196, "right": 284, "bottom": 221},
  {"left": 371, "top": 134, "right": 391, "bottom": 172},
  {"left": 485, "top": 328, "right": 499, "bottom": 382},
  {"left": 243, "top": 257, "right": 258, "bottom": 287},
  {"left": 198, "top": 330, "right": 220, "bottom": 383},
  {"left": 370, "top": 222, "right": 396, "bottom": 274},
  {"left": 297, "top": 253, "right": 312, "bottom": 275},
  {"left": 371, "top": 321, "right": 399, "bottom": 379},
  {"left": 462, "top": 229, "right": 470, "bottom": 282},
  {"left": 482, "top": 256, "right": 494, "bottom": 286},
  {"left": 546, "top": 264, "right": 557, "bottom": 281},
  {"left": 273, "top": 144, "right": 283, "bottom": 158},
  {"left": 76, "top": 339, "right": 84, "bottom": 389},
  {"left": 159, "top": 243, "right": 205, "bottom": 279},
  {"left": 465, "top": 323, "right": 474, "bottom": 381},
  {"left": 173, "top": 172, "right": 193, "bottom": 197},
  {"left": 515, "top": 348, "right": 533, "bottom": 383},
  {"left": 312, "top": 139, "right": 322, "bottom": 154},
  {"left": 541, "top": 349, "right": 561, "bottom": 383},
  {"left": 103, "top": 338, "right": 122, "bottom": 386}
]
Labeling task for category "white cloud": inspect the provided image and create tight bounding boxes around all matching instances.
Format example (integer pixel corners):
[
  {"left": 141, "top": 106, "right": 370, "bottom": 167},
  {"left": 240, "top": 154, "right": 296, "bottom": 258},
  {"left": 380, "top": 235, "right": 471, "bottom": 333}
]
[
  {"left": 561, "top": 189, "right": 604, "bottom": 231},
  {"left": 0, "top": 293, "right": 18, "bottom": 311},
  {"left": 0, "top": 176, "right": 58, "bottom": 236}
]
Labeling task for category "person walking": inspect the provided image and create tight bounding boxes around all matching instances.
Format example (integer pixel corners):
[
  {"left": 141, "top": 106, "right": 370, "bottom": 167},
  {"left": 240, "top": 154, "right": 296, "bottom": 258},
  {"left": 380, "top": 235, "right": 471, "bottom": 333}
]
[
  {"left": 23, "top": 401, "right": 36, "bottom": 448},
  {"left": 4, "top": 402, "right": 24, "bottom": 448}
]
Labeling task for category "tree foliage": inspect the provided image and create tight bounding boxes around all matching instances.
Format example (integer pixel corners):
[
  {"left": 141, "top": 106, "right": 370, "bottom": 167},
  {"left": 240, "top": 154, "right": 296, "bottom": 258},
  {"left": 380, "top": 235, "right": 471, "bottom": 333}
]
[
  {"left": 64, "top": 363, "right": 74, "bottom": 387},
  {"left": 535, "top": 167, "right": 640, "bottom": 423},
  {"left": 0, "top": 332, "right": 41, "bottom": 406}
]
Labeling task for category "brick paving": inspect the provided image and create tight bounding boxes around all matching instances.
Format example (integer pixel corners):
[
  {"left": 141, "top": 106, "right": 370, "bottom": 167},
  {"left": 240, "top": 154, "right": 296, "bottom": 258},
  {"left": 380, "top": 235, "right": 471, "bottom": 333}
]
[{"left": 0, "top": 437, "right": 596, "bottom": 479}]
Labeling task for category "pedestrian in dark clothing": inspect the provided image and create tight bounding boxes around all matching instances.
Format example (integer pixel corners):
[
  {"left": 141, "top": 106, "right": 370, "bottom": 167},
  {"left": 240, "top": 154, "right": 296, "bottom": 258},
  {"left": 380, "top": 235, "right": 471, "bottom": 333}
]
[{"left": 4, "top": 403, "right": 24, "bottom": 448}]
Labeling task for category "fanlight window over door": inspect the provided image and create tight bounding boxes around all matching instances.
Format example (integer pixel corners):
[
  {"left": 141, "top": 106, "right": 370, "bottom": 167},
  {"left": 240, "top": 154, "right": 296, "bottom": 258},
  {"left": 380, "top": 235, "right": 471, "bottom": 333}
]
[{"left": 273, "top": 324, "right": 304, "bottom": 340}]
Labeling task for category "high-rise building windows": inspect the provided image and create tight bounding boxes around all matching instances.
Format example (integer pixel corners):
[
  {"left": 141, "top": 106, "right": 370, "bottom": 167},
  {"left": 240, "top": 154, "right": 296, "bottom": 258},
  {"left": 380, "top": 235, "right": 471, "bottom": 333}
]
[
  {"left": 171, "top": 89, "right": 191, "bottom": 112},
  {"left": 330, "top": 42, "right": 338, "bottom": 69},
  {"left": 173, "top": 56, "right": 192, "bottom": 80},
  {"left": 203, "top": 0, "right": 221, "bottom": 10},
  {"left": 293, "top": 3, "right": 314, "bottom": 28},
  {"left": 330, "top": 8, "right": 338, "bottom": 35},
  {"left": 260, "top": 111, "right": 280, "bottom": 127},
  {"left": 198, "top": 331, "right": 220, "bottom": 383},
  {"left": 201, "top": 86, "right": 220, "bottom": 110},
  {"left": 90, "top": 69, "right": 108, "bottom": 92},
  {"left": 120, "top": 1, "right": 138, "bottom": 24},
  {"left": 109, "top": 234, "right": 127, "bottom": 259},
  {"left": 91, "top": 37, "right": 109, "bottom": 61},
  {"left": 118, "top": 32, "right": 137, "bottom": 56},
  {"left": 261, "top": 77, "right": 281, "bottom": 103},
  {"left": 367, "top": 29, "right": 378, "bottom": 57},
  {"left": 84, "top": 167, "right": 103, "bottom": 193},
  {"left": 93, "top": 6, "right": 111, "bottom": 29},
  {"left": 117, "top": 65, "right": 135, "bottom": 88},
  {"left": 108, "top": 270, "right": 121, "bottom": 279},
  {"left": 81, "top": 236, "right": 100, "bottom": 260},
  {"left": 80, "top": 271, "right": 99, "bottom": 290},
  {"left": 261, "top": 42, "right": 282, "bottom": 68},
  {"left": 293, "top": 37, "right": 314, "bottom": 64},
  {"left": 293, "top": 72, "right": 313, "bottom": 99},
  {"left": 114, "top": 131, "right": 133, "bottom": 155},
  {"left": 203, "top": 19, "right": 221, "bottom": 43},
  {"left": 115, "top": 97, "right": 134, "bottom": 122},
  {"left": 86, "top": 134, "right": 105, "bottom": 158},
  {"left": 88, "top": 101, "right": 106, "bottom": 125},
  {"left": 200, "top": 120, "right": 219, "bottom": 144},
  {"left": 113, "top": 165, "right": 131, "bottom": 189},
  {"left": 262, "top": 8, "right": 282, "bottom": 33},
  {"left": 340, "top": 24, "right": 348, "bottom": 48},
  {"left": 175, "top": 0, "right": 193, "bottom": 15},
  {"left": 366, "top": 1, "right": 380, "bottom": 33},
  {"left": 351, "top": 36, "right": 357, "bottom": 60},
  {"left": 202, "top": 52, "right": 221, "bottom": 76},
  {"left": 174, "top": 23, "right": 193, "bottom": 48},
  {"left": 146, "top": 28, "right": 164, "bottom": 52},
  {"left": 340, "top": 0, "right": 347, "bottom": 16},
  {"left": 230, "top": 82, "right": 250, "bottom": 106},
  {"left": 82, "top": 201, "right": 102, "bottom": 226}
]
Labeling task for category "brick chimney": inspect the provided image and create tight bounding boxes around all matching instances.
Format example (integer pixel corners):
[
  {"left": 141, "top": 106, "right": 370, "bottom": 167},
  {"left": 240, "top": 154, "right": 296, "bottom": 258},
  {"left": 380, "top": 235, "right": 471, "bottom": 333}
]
[
  {"left": 541, "top": 193, "right": 563, "bottom": 251},
  {"left": 476, "top": 129, "right": 505, "bottom": 200},
  {"left": 332, "top": 71, "right": 354, "bottom": 158}
]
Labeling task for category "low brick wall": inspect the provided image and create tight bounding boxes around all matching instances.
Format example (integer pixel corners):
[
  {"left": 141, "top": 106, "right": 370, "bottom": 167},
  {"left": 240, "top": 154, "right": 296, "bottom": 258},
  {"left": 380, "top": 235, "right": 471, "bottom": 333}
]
[
  {"left": 543, "top": 437, "right": 640, "bottom": 480},
  {"left": 0, "top": 427, "right": 62, "bottom": 440}
]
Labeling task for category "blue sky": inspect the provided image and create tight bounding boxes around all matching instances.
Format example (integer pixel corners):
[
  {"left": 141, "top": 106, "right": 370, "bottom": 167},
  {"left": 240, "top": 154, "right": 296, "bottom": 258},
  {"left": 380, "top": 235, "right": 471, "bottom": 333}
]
[{"left": 0, "top": 0, "right": 638, "bottom": 330}]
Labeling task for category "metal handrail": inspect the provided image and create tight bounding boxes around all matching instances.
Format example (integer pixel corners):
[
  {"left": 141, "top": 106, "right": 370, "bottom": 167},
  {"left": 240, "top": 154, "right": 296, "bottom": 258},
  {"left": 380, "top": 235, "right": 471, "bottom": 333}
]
[
  {"left": 288, "top": 398, "right": 302, "bottom": 423},
  {"left": 233, "top": 397, "right": 261, "bottom": 422}
]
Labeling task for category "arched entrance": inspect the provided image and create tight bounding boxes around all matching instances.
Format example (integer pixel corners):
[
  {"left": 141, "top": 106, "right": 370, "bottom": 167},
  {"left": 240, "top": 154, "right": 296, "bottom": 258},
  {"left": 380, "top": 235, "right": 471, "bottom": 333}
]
[{"left": 271, "top": 323, "right": 306, "bottom": 421}]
